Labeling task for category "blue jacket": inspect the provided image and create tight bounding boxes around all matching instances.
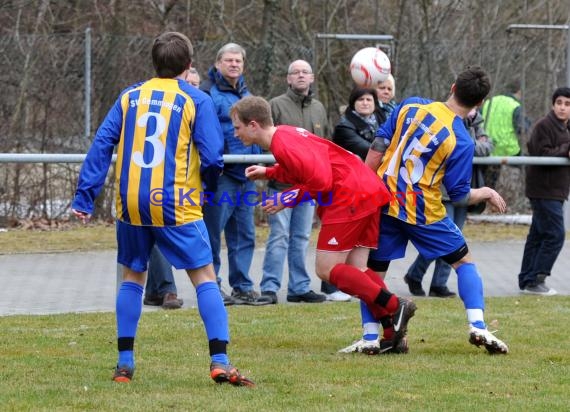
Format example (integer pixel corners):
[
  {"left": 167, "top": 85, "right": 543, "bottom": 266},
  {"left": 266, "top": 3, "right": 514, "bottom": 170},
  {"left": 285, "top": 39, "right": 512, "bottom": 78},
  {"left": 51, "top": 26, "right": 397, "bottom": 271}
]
[{"left": 201, "top": 67, "right": 261, "bottom": 182}]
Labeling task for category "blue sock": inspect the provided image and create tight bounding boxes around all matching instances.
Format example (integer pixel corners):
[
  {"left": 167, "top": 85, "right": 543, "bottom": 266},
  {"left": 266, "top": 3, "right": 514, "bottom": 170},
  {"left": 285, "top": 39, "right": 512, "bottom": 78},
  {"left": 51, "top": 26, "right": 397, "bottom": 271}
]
[
  {"left": 211, "top": 353, "right": 229, "bottom": 364},
  {"left": 471, "top": 320, "right": 486, "bottom": 329},
  {"left": 116, "top": 281, "right": 143, "bottom": 367},
  {"left": 360, "top": 300, "right": 379, "bottom": 340},
  {"left": 197, "top": 281, "right": 229, "bottom": 342},
  {"left": 456, "top": 263, "right": 485, "bottom": 311},
  {"left": 118, "top": 350, "right": 134, "bottom": 368}
]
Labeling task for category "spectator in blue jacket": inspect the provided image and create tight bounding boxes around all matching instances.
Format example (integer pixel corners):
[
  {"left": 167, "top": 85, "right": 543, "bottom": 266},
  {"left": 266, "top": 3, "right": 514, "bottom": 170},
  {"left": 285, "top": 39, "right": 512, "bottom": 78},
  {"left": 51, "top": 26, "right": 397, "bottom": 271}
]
[{"left": 200, "top": 43, "right": 271, "bottom": 306}]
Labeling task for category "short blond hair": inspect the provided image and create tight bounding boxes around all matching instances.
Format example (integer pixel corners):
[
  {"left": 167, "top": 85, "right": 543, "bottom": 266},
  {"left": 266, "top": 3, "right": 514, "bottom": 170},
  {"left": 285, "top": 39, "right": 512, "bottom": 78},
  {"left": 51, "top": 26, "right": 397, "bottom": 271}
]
[
  {"left": 230, "top": 96, "right": 273, "bottom": 127},
  {"left": 378, "top": 74, "right": 396, "bottom": 97}
]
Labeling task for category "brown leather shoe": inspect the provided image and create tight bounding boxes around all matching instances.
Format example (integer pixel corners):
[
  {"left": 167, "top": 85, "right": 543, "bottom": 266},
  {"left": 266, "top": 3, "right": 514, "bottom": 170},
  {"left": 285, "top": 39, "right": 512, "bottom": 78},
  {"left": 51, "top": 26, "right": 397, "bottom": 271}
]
[
  {"left": 143, "top": 294, "right": 163, "bottom": 306},
  {"left": 162, "top": 293, "right": 183, "bottom": 309}
]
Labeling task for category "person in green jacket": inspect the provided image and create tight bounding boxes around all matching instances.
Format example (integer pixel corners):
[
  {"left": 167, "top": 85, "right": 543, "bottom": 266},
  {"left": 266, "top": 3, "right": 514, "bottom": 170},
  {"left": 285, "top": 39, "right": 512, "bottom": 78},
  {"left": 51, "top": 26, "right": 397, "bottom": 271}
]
[{"left": 481, "top": 79, "right": 530, "bottom": 188}]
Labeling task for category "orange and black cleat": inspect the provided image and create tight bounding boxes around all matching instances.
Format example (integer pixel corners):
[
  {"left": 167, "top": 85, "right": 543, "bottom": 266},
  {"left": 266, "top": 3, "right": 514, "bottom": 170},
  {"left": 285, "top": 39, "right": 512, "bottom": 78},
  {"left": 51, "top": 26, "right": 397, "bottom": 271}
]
[
  {"left": 112, "top": 365, "right": 135, "bottom": 383},
  {"left": 210, "top": 362, "right": 255, "bottom": 387}
]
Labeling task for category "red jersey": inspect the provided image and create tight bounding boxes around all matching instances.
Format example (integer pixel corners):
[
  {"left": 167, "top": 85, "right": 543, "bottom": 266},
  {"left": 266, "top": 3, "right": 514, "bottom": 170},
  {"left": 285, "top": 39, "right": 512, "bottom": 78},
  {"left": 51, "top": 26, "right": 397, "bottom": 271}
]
[{"left": 265, "top": 125, "right": 390, "bottom": 224}]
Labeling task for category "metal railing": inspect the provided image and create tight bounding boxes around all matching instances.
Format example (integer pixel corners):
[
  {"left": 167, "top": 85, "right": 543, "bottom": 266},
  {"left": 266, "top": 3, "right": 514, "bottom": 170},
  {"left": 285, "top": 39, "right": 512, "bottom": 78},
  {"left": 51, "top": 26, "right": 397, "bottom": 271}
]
[
  {"left": 0, "top": 153, "right": 277, "bottom": 164},
  {"left": 2, "top": 153, "right": 570, "bottom": 166}
]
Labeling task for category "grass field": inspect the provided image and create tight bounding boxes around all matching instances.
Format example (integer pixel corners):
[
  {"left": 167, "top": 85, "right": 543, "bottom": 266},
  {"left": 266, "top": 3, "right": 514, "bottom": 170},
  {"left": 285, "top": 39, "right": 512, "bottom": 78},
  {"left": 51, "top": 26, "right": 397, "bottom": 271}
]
[
  {"left": 1, "top": 221, "right": 568, "bottom": 410},
  {"left": 0, "top": 220, "right": 534, "bottom": 254},
  {"left": 1, "top": 297, "right": 569, "bottom": 411}
]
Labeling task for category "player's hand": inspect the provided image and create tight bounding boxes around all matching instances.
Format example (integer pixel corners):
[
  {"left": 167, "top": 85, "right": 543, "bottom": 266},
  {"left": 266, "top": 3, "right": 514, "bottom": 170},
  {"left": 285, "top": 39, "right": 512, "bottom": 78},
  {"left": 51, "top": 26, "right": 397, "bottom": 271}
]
[
  {"left": 484, "top": 188, "right": 507, "bottom": 213},
  {"left": 261, "top": 194, "right": 286, "bottom": 215},
  {"left": 262, "top": 200, "right": 286, "bottom": 215},
  {"left": 72, "top": 208, "right": 91, "bottom": 224},
  {"left": 245, "top": 165, "right": 267, "bottom": 180}
]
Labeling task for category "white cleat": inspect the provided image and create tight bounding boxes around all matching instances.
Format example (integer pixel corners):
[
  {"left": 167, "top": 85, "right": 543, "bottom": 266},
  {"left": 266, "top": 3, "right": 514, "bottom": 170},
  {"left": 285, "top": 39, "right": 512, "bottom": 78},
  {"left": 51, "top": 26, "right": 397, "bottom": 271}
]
[
  {"left": 469, "top": 326, "right": 509, "bottom": 354},
  {"left": 326, "top": 291, "right": 352, "bottom": 302},
  {"left": 338, "top": 338, "right": 380, "bottom": 355}
]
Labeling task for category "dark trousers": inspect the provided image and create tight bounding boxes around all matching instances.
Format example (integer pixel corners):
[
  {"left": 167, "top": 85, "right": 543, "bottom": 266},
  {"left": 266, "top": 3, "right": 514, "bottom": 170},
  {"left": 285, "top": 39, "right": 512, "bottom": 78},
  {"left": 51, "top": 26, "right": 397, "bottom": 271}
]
[
  {"left": 145, "top": 245, "right": 176, "bottom": 297},
  {"left": 518, "top": 198, "right": 566, "bottom": 289}
]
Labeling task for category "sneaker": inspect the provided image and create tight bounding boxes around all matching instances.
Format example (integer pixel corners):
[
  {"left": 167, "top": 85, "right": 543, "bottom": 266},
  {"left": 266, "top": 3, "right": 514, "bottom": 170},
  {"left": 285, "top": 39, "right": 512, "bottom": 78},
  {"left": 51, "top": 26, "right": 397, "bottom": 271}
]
[
  {"left": 232, "top": 289, "right": 273, "bottom": 306},
  {"left": 469, "top": 326, "right": 509, "bottom": 354},
  {"left": 162, "top": 293, "right": 183, "bottom": 309},
  {"left": 287, "top": 290, "right": 326, "bottom": 303},
  {"left": 112, "top": 365, "right": 134, "bottom": 383},
  {"left": 338, "top": 338, "right": 380, "bottom": 355},
  {"left": 392, "top": 298, "right": 417, "bottom": 342},
  {"left": 261, "top": 291, "right": 278, "bottom": 304},
  {"left": 521, "top": 283, "right": 557, "bottom": 296},
  {"left": 220, "top": 288, "right": 236, "bottom": 306},
  {"left": 326, "top": 291, "right": 352, "bottom": 302},
  {"left": 210, "top": 362, "right": 255, "bottom": 387},
  {"left": 428, "top": 286, "right": 456, "bottom": 298},
  {"left": 380, "top": 336, "right": 409, "bottom": 354},
  {"left": 404, "top": 275, "right": 426, "bottom": 296}
]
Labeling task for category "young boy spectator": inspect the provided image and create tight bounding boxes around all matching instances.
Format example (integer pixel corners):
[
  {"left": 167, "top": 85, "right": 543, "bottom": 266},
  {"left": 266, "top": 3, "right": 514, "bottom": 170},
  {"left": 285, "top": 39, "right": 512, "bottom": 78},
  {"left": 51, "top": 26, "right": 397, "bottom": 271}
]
[{"left": 518, "top": 87, "right": 570, "bottom": 295}]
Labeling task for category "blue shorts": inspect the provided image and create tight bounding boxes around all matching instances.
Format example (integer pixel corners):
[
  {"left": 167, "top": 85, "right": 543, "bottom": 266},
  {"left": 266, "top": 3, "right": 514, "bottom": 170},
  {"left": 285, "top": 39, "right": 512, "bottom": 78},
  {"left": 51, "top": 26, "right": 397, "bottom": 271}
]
[
  {"left": 116, "top": 219, "right": 213, "bottom": 272},
  {"left": 369, "top": 214, "right": 466, "bottom": 262}
]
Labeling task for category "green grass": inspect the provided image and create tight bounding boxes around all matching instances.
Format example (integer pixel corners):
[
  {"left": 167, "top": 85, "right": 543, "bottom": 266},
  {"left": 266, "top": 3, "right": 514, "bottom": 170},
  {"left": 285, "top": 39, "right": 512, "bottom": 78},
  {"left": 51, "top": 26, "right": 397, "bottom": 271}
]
[
  {"left": 0, "top": 221, "right": 536, "bottom": 254},
  {"left": 1, "top": 297, "right": 569, "bottom": 411}
]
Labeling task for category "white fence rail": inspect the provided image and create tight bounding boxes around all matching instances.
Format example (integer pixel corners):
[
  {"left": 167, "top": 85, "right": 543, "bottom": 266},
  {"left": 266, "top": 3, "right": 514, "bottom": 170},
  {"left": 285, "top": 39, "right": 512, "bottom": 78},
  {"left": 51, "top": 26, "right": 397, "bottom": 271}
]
[
  {"left": 1, "top": 154, "right": 569, "bottom": 230},
  {"left": 1, "top": 153, "right": 570, "bottom": 166}
]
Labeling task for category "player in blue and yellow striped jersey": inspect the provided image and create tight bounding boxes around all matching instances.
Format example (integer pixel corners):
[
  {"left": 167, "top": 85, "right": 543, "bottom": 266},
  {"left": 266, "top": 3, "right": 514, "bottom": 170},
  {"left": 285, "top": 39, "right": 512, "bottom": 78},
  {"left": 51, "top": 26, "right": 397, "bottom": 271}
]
[
  {"left": 72, "top": 32, "right": 254, "bottom": 386},
  {"left": 361, "top": 67, "right": 510, "bottom": 355}
]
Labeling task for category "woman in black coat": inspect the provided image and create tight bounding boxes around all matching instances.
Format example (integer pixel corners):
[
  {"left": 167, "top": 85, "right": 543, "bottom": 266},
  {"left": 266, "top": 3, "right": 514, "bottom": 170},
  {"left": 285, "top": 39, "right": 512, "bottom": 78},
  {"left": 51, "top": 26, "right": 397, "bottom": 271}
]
[{"left": 332, "top": 87, "right": 384, "bottom": 160}]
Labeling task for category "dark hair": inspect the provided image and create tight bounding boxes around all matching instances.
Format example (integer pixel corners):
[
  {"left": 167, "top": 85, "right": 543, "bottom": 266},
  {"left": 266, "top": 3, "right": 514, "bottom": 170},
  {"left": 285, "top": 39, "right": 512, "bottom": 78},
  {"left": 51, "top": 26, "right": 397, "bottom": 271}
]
[
  {"left": 552, "top": 87, "right": 570, "bottom": 105},
  {"left": 151, "top": 32, "right": 193, "bottom": 78},
  {"left": 505, "top": 79, "right": 521, "bottom": 94},
  {"left": 454, "top": 66, "right": 491, "bottom": 108},
  {"left": 348, "top": 86, "right": 380, "bottom": 112}
]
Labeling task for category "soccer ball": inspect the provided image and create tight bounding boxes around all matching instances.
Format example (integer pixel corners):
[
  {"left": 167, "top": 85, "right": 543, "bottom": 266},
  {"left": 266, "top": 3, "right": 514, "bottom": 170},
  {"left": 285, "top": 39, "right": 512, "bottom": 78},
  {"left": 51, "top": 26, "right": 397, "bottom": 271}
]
[{"left": 349, "top": 47, "right": 391, "bottom": 87}]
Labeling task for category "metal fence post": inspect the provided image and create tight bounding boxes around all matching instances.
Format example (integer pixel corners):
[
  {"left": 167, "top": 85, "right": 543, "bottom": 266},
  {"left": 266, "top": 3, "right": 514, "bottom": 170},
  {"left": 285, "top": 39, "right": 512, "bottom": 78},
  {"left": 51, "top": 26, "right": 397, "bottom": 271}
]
[
  {"left": 116, "top": 263, "right": 122, "bottom": 295},
  {"left": 84, "top": 27, "right": 91, "bottom": 139}
]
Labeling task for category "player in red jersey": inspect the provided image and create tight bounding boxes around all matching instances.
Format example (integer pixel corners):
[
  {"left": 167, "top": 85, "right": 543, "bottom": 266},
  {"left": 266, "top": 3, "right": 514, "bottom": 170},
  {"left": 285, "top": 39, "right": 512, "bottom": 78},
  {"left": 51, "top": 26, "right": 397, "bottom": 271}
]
[{"left": 230, "top": 96, "right": 416, "bottom": 353}]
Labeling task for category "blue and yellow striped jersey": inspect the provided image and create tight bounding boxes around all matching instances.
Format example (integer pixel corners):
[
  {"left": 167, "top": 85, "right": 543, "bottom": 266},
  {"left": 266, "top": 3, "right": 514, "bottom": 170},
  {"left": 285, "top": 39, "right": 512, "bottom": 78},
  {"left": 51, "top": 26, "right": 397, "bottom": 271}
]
[
  {"left": 376, "top": 97, "right": 473, "bottom": 225},
  {"left": 73, "top": 78, "right": 224, "bottom": 226}
]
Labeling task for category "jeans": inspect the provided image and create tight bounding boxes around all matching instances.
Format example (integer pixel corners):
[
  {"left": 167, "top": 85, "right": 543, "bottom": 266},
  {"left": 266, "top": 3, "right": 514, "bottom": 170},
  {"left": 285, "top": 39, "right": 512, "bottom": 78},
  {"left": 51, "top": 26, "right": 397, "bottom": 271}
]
[
  {"left": 406, "top": 202, "right": 468, "bottom": 288},
  {"left": 260, "top": 187, "right": 315, "bottom": 296},
  {"left": 145, "top": 245, "right": 176, "bottom": 296},
  {"left": 518, "top": 198, "right": 565, "bottom": 289},
  {"left": 203, "top": 174, "right": 256, "bottom": 292}
]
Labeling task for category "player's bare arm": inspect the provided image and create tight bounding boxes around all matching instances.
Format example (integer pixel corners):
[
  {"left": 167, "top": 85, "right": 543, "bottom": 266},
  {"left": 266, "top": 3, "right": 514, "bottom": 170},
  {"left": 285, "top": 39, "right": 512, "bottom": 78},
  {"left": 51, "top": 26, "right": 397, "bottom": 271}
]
[
  {"left": 364, "top": 138, "right": 387, "bottom": 171},
  {"left": 469, "top": 187, "right": 507, "bottom": 213}
]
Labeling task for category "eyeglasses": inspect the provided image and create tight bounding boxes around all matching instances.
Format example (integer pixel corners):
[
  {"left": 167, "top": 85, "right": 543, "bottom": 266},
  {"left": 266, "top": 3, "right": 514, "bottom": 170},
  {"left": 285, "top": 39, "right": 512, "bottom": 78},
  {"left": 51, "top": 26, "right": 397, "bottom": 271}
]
[{"left": 288, "top": 70, "right": 312, "bottom": 76}]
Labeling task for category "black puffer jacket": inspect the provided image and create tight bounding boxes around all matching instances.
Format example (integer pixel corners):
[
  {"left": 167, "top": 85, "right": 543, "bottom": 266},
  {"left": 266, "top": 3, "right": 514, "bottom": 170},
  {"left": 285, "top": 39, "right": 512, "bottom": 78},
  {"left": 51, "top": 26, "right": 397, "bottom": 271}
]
[
  {"left": 525, "top": 110, "right": 570, "bottom": 200},
  {"left": 332, "top": 110, "right": 383, "bottom": 160}
]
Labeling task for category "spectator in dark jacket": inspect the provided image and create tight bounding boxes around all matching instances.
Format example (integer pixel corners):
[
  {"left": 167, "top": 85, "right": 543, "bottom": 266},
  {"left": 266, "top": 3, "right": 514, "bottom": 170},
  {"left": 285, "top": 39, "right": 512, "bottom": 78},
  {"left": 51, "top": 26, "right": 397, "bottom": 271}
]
[
  {"left": 333, "top": 87, "right": 383, "bottom": 160},
  {"left": 518, "top": 86, "right": 570, "bottom": 296}
]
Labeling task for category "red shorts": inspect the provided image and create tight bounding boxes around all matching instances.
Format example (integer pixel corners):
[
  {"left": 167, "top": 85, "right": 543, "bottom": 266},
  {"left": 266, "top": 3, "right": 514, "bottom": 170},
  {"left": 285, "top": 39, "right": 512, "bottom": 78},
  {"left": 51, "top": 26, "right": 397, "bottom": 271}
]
[{"left": 316, "top": 212, "right": 380, "bottom": 252}]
